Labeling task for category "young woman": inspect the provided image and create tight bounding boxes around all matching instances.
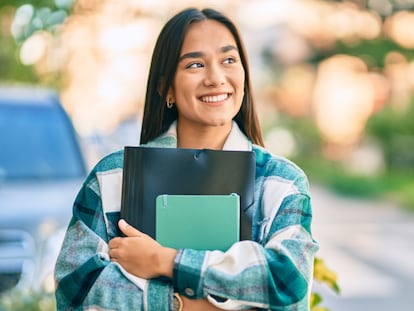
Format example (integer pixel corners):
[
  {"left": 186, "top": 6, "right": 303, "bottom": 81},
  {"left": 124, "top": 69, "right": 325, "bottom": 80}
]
[{"left": 55, "top": 8, "right": 318, "bottom": 311}]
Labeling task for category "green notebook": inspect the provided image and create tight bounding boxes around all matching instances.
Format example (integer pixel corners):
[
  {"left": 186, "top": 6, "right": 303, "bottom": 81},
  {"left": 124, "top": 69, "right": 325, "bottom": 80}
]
[{"left": 155, "top": 194, "right": 240, "bottom": 251}]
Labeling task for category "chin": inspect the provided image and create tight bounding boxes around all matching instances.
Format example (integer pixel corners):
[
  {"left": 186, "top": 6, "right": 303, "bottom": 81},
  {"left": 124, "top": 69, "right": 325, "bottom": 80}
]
[{"left": 207, "top": 120, "right": 232, "bottom": 127}]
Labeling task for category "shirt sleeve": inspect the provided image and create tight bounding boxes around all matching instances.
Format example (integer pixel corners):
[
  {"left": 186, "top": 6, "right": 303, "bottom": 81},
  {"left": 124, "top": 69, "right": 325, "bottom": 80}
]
[
  {"left": 54, "top": 172, "right": 172, "bottom": 311},
  {"left": 172, "top": 164, "right": 319, "bottom": 310}
]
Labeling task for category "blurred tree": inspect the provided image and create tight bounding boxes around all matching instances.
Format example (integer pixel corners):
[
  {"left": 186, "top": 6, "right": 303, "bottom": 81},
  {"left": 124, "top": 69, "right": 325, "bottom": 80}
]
[
  {"left": 366, "top": 99, "right": 414, "bottom": 171},
  {"left": 329, "top": 0, "right": 414, "bottom": 15},
  {"left": 310, "top": 38, "right": 414, "bottom": 69},
  {"left": 0, "top": 5, "right": 35, "bottom": 82},
  {"left": 0, "top": 0, "right": 72, "bottom": 84}
]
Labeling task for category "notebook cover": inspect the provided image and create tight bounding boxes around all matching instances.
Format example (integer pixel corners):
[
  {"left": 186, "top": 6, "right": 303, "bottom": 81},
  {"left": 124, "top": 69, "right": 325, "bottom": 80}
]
[
  {"left": 120, "top": 146, "right": 255, "bottom": 240},
  {"left": 155, "top": 194, "right": 240, "bottom": 251}
]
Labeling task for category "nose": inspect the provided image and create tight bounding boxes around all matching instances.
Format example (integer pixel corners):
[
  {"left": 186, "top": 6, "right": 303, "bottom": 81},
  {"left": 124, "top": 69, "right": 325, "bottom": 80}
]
[{"left": 203, "top": 64, "right": 225, "bottom": 87}]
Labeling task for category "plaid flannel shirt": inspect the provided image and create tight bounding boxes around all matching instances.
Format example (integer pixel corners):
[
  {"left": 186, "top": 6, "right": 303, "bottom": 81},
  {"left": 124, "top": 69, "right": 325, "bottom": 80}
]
[{"left": 54, "top": 122, "right": 318, "bottom": 310}]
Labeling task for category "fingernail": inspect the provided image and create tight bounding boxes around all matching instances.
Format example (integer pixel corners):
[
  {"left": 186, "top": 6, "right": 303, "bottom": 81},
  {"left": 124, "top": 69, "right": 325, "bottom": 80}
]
[{"left": 119, "top": 219, "right": 127, "bottom": 228}]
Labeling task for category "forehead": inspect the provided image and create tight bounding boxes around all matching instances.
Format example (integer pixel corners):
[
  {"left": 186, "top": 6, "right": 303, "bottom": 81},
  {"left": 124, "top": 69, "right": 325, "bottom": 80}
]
[{"left": 181, "top": 19, "right": 237, "bottom": 53}]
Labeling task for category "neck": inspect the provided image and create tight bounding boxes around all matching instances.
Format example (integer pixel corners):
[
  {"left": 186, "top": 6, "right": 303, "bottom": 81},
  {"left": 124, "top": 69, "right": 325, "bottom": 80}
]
[{"left": 177, "top": 122, "right": 232, "bottom": 150}]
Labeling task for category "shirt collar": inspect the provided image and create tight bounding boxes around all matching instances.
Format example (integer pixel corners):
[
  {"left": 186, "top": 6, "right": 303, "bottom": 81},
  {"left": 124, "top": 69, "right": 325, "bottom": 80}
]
[{"left": 148, "top": 120, "right": 252, "bottom": 151}]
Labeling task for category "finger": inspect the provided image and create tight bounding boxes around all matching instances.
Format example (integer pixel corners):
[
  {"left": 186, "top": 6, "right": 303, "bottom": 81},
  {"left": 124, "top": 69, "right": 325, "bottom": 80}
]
[
  {"left": 118, "top": 219, "right": 141, "bottom": 237},
  {"left": 109, "top": 247, "right": 124, "bottom": 260},
  {"left": 108, "top": 237, "right": 120, "bottom": 249},
  {"left": 108, "top": 248, "right": 117, "bottom": 260}
]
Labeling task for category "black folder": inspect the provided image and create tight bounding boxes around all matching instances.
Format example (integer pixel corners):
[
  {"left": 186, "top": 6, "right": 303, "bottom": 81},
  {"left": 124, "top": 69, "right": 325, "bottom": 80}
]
[{"left": 120, "top": 146, "right": 256, "bottom": 241}]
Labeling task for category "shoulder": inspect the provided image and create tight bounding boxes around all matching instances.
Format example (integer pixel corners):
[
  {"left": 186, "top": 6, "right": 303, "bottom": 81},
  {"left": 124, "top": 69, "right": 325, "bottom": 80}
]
[
  {"left": 93, "top": 149, "right": 124, "bottom": 172},
  {"left": 252, "top": 144, "right": 309, "bottom": 193},
  {"left": 84, "top": 149, "right": 124, "bottom": 184}
]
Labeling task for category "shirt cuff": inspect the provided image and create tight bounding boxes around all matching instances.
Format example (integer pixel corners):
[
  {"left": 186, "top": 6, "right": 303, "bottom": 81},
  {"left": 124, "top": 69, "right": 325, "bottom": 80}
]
[
  {"left": 147, "top": 278, "right": 172, "bottom": 311},
  {"left": 172, "top": 248, "right": 207, "bottom": 299}
]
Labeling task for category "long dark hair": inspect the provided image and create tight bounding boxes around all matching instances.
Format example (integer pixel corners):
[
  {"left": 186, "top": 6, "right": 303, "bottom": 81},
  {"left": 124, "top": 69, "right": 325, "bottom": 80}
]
[{"left": 139, "top": 8, "right": 264, "bottom": 146}]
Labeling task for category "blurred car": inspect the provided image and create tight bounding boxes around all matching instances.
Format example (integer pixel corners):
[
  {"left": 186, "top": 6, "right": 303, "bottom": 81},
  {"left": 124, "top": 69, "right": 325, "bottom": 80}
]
[
  {"left": 82, "top": 116, "right": 141, "bottom": 164},
  {"left": 0, "top": 86, "right": 87, "bottom": 294}
]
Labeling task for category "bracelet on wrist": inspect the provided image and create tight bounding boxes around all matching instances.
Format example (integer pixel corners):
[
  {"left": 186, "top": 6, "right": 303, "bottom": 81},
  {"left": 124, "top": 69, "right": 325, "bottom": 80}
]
[{"left": 172, "top": 292, "right": 183, "bottom": 311}]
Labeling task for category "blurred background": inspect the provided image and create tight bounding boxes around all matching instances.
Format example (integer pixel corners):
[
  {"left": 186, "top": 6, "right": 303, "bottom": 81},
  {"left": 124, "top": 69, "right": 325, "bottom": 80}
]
[{"left": 0, "top": 0, "right": 413, "bottom": 310}]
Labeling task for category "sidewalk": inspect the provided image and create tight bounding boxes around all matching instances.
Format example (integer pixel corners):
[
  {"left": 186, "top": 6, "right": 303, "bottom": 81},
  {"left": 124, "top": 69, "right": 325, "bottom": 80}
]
[{"left": 310, "top": 185, "right": 414, "bottom": 311}]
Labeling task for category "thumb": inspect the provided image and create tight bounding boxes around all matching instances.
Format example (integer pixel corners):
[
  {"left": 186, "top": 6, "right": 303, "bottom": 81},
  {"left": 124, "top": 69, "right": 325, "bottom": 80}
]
[{"left": 118, "top": 219, "right": 141, "bottom": 237}]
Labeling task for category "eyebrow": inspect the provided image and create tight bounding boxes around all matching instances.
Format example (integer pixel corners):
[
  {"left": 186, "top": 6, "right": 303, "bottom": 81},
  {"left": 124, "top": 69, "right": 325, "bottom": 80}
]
[{"left": 179, "top": 45, "right": 238, "bottom": 62}]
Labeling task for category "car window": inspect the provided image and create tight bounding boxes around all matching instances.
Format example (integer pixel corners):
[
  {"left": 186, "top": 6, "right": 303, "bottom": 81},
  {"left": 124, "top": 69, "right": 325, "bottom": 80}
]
[{"left": 0, "top": 104, "right": 86, "bottom": 180}]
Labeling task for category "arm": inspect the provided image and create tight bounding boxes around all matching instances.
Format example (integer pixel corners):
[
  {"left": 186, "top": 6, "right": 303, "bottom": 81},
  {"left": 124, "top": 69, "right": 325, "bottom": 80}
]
[
  {"left": 110, "top": 220, "right": 251, "bottom": 311},
  {"left": 54, "top": 170, "right": 171, "bottom": 311},
  {"left": 108, "top": 165, "right": 318, "bottom": 310},
  {"left": 171, "top": 163, "right": 318, "bottom": 310}
]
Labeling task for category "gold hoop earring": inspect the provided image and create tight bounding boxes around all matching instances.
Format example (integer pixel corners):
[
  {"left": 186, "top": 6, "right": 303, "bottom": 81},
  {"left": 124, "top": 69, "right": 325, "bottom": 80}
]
[{"left": 166, "top": 98, "right": 173, "bottom": 109}]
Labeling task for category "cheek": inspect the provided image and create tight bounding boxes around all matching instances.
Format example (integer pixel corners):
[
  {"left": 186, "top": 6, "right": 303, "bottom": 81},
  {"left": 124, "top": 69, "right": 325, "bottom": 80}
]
[
  {"left": 173, "top": 75, "right": 197, "bottom": 102},
  {"left": 234, "top": 68, "right": 245, "bottom": 91},
  {"left": 236, "top": 77, "right": 245, "bottom": 100}
]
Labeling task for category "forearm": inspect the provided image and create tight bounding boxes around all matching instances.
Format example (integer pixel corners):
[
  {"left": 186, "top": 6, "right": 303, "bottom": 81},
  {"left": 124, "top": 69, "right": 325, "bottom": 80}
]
[
  {"left": 173, "top": 232, "right": 317, "bottom": 310},
  {"left": 55, "top": 220, "right": 146, "bottom": 309}
]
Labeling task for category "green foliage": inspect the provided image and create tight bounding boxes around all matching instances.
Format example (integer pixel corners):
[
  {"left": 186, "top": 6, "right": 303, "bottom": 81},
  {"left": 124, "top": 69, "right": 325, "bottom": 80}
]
[
  {"left": 0, "top": 38, "right": 37, "bottom": 83},
  {"left": 366, "top": 100, "right": 414, "bottom": 171},
  {"left": 279, "top": 96, "right": 414, "bottom": 211},
  {"left": 294, "top": 154, "right": 414, "bottom": 211},
  {"left": 0, "top": 0, "right": 73, "bottom": 84},
  {"left": 0, "top": 6, "right": 38, "bottom": 83},
  {"left": 311, "top": 257, "right": 340, "bottom": 311},
  {"left": 1, "top": 1, "right": 56, "bottom": 7},
  {"left": 268, "top": 114, "right": 323, "bottom": 157},
  {"left": 0, "top": 288, "right": 55, "bottom": 311},
  {"left": 313, "top": 258, "right": 340, "bottom": 295},
  {"left": 9, "top": 1, "right": 73, "bottom": 43},
  {"left": 311, "top": 38, "right": 414, "bottom": 69}
]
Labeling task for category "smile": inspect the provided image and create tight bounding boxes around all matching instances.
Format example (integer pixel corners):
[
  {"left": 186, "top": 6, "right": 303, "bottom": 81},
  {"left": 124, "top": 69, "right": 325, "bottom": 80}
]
[{"left": 199, "top": 93, "right": 230, "bottom": 103}]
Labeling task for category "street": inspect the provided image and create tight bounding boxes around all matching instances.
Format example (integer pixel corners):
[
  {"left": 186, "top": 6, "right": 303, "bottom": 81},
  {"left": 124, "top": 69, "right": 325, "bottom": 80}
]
[{"left": 311, "top": 185, "right": 414, "bottom": 311}]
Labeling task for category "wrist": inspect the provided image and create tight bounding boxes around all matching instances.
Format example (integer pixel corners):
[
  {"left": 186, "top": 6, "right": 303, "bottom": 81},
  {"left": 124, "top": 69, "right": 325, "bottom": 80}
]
[
  {"left": 172, "top": 292, "right": 183, "bottom": 311},
  {"left": 158, "top": 246, "right": 177, "bottom": 278}
]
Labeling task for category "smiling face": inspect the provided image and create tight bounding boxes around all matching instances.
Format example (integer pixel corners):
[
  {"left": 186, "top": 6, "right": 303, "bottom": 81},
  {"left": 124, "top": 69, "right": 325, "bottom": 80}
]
[{"left": 168, "top": 19, "right": 245, "bottom": 136}]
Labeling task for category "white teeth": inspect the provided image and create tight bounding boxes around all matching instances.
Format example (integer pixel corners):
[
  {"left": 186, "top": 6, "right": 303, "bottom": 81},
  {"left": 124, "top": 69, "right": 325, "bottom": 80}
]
[{"left": 200, "top": 94, "right": 228, "bottom": 103}]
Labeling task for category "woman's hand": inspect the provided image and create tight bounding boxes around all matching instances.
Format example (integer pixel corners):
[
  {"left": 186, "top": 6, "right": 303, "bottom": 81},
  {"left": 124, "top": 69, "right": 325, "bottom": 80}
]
[
  {"left": 110, "top": 220, "right": 256, "bottom": 310},
  {"left": 109, "top": 219, "right": 177, "bottom": 279}
]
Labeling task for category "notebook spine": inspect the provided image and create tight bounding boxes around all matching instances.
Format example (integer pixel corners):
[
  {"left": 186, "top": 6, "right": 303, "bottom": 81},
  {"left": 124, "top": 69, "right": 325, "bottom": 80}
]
[{"left": 121, "top": 147, "right": 144, "bottom": 231}]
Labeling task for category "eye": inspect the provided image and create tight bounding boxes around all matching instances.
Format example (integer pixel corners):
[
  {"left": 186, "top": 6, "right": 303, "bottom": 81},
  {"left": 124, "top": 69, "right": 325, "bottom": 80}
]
[
  {"left": 186, "top": 62, "right": 204, "bottom": 69},
  {"left": 223, "top": 57, "right": 237, "bottom": 64}
]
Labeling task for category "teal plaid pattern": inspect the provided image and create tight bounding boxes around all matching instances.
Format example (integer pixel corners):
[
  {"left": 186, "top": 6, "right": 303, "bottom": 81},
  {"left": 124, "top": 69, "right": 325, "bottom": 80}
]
[{"left": 55, "top": 124, "right": 318, "bottom": 310}]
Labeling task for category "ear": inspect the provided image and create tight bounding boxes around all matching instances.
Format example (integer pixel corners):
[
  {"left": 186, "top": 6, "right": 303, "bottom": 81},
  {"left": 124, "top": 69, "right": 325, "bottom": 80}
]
[
  {"left": 158, "top": 79, "right": 175, "bottom": 103},
  {"left": 166, "top": 86, "right": 175, "bottom": 104},
  {"left": 157, "top": 78, "right": 165, "bottom": 97}
]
